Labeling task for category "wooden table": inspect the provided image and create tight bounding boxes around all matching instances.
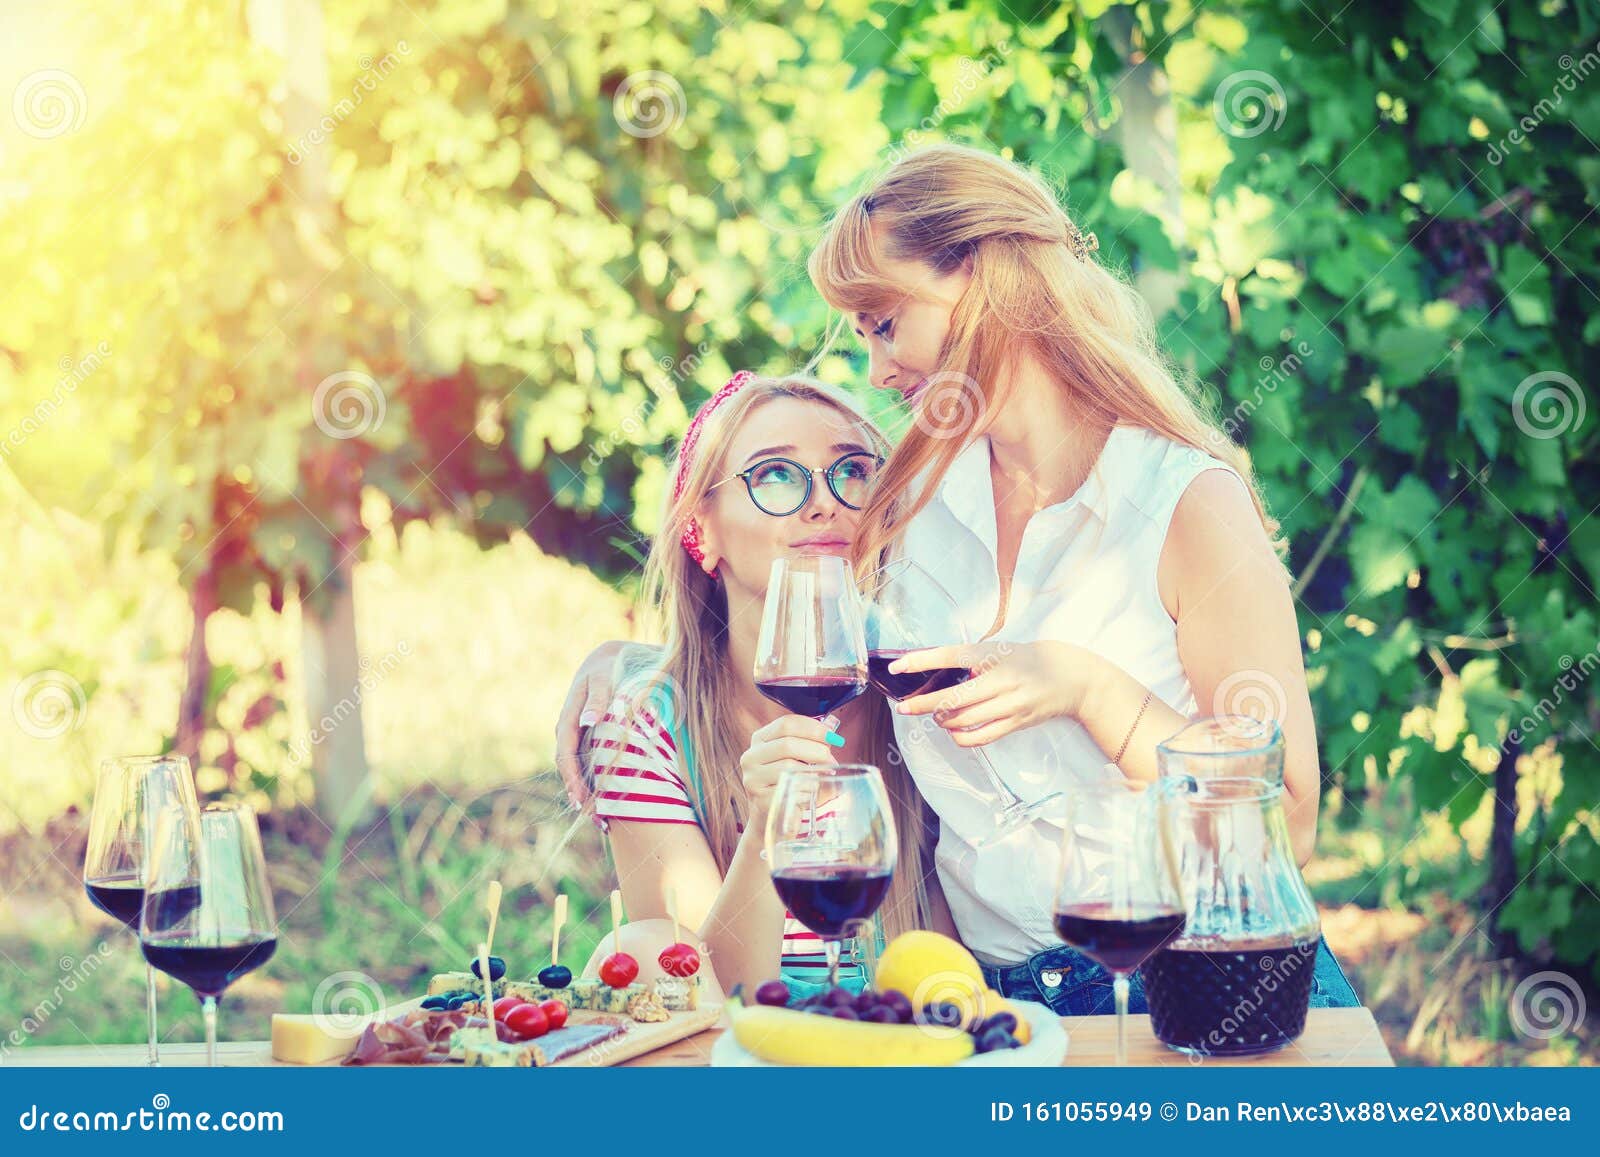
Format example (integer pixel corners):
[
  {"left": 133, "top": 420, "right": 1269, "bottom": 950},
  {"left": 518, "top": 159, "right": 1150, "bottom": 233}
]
[{"left": 6, "top": 1008, "right": 1392, "bottom": 1067}]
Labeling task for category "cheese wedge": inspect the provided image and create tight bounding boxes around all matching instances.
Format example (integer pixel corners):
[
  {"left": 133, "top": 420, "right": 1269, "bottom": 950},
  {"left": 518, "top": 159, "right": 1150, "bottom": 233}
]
[{"left": 271, "top": 1012, "right": 370, "bottom": 1064}]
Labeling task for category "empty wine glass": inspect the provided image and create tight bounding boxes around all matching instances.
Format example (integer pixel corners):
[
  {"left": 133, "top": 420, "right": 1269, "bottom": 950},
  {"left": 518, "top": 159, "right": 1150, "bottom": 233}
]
[
  {"left": 862, "top": 558, "right": 1064, "bottom": 845},
  {"left": 766, "top": 765, "right": 896, "bottom": 989},
  {"left": 83, "top": 755, "right": 201, "bottom": 1066},
  {"left": 1052, "top": 778, "right": 1186, "bottom": 1065},
  {"left": 141, "top": 801, "right": 278, "bottom": 1067}
]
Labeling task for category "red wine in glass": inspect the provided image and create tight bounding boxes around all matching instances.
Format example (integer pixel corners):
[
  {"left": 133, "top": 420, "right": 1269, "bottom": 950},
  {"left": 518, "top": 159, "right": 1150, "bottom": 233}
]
[
  {"left": 1052, "top": 902, "right": 1186, "bottom": 974},
  {"left": 83, "top": 754, "right": 202, "bottom": 1067},
  {"left": 755, "top": 675, "right": 867, "bottom": 718},
  {"left": 771, "top": 864, "right": 894, "bottom": 939},
  {"left": 85, "top": 875, "right": 146, "bottom": 930},
  {"left": 141, "top": 801, "right": 278, "bottom": 1066},
  {"left": 866, "top": 649, "right": 970, "bottom": 702},
  {"left": 141, "top": 936, "right": 278, "bottom": 999},
  {"left": 86, "top": 877, "right": 201, "bottom": 932}
]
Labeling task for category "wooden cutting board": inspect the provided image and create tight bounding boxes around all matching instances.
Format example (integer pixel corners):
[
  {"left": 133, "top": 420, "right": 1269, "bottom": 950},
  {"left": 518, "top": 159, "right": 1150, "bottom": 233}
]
[{"left": 284, "top": 996, "right": 724, "bottom": 1068}]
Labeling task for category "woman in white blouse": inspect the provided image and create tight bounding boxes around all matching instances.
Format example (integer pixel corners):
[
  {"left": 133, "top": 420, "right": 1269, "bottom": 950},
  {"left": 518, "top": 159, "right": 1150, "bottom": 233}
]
[{"left": 558, "top": 143, "right": 1358, "bottom": 1014}]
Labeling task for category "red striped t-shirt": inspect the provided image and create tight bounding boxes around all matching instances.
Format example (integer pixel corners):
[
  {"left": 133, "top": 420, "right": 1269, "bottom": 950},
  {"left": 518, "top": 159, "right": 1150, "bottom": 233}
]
[{"left": 589, "top": 701, "right": 854, "bottom": 976}]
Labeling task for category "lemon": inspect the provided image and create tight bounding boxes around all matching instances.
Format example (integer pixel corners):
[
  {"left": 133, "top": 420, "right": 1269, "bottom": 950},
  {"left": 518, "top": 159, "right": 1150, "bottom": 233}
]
[{"left": 874, "top": 931, "right": 985, "bottom": 1014}]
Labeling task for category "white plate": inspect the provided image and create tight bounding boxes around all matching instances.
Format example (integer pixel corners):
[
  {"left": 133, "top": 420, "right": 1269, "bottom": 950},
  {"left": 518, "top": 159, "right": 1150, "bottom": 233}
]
[{"left": 711, "top": 998, "right": 1066, "bottom": 1067}]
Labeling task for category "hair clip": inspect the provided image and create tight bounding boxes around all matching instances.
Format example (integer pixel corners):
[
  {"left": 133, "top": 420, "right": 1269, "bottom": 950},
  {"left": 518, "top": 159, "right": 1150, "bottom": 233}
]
[{"left": 1066, "top": 220, "right": 1099, "bottom": 260}]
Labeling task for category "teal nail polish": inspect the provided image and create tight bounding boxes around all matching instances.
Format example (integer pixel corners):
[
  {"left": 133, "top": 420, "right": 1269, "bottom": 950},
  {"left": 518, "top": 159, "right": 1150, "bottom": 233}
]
[{"left": 825, "top": 731, "right": 846, "bottom": 747}]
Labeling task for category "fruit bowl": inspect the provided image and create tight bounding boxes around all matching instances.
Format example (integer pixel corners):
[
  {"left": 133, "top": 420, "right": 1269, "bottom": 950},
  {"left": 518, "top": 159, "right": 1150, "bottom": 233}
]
[{"left": 710, "top": 998, "right": 1067, "bottom": 1068}]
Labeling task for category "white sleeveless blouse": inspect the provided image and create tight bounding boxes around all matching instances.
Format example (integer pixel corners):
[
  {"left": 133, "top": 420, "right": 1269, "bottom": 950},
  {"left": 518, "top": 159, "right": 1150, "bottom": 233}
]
[{"left": 892, "top": 424, "right": 1247, "bottom": 962}]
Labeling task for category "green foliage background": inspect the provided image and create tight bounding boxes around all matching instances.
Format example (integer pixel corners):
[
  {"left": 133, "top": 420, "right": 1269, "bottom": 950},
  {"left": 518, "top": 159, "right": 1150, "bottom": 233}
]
[{"left": 2, "top": 0, "right": 1596, "bottom": 980}]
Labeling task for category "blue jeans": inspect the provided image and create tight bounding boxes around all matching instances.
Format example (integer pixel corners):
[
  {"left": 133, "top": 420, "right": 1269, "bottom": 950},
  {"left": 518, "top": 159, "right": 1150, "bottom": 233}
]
[{"left": 979, "top": 936, "right": 1360, "bottom": 1017}]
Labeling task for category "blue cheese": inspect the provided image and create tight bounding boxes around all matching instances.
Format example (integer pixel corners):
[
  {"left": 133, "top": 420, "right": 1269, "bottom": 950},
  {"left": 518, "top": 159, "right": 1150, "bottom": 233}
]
[
  {"left": 458, "top": 1027, "right": 532, "bottom": 1067},
  {"left": 428, "top": 972, "right": 504, "bottom": 998},
  {"left": 505, "top": 980, "right": 566, "bottom": 1006},
  {"left": 508, "top": 978, "right": 644, "bottom": 1012}
]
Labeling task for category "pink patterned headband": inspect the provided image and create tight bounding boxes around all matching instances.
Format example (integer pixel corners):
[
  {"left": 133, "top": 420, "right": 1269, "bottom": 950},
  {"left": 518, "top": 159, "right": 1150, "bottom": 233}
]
[{"left": 673, "top": 370, "right": 757, "bottom": 568}]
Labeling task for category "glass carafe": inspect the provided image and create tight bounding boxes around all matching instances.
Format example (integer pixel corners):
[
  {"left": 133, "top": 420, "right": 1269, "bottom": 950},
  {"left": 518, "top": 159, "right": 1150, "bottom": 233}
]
[{"left": 1142, "top": 716, "right": 1320, "bottom": 1056}]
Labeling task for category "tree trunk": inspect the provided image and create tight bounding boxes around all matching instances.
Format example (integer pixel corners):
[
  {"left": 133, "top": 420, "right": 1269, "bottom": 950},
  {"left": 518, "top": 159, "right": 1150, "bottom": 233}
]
[
  {"left": 250, "top": 0, "right": 371, "bottom": 825},
  {"left": 298, "top": 555, "right": 370, "bottom": 827},
  {"left": 174, "top": 553, "right": 217, "bottom": 766},
  {"left": 1485, "top": 735, "right": 1522, "bottom": 958},
  {"left": 1103, "top": 5, "right": 1186, "bottom": 317}
]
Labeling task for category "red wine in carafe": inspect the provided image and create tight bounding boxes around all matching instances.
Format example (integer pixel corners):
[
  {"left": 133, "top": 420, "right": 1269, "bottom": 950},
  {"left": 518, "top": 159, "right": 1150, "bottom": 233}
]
[
  {"left": 1052, "top": 903, "right": 1186, "bottom": 973},
  {"left": 1144, "top": 940, "right": 1318, "bottom": 1055},
  {"left": 772, "top": 865, "right": 893, "bottom": 938},
  {"left": 756, "top": 676, "right": 866, "bottom": 717}
]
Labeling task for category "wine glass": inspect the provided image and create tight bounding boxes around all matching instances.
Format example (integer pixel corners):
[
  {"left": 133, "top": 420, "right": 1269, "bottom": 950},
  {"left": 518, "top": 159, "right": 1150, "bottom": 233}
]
[
  {"left": 754, "top": 553, "right": 869, "bottom": 719},
  {"left": 862, "top": 558, "right": 1064, "bottom": 845},
  {"left": 1052, "top": 778, "right": 1186, "bottom": 1065},
  {"left": 755, "top": 554, "right": 869, "bottom": 846},
  {"left": 141, "top": 801, "right": 278, "bottom": 1066},
  {"left": 766, "top": 765, "right": 896, "bottom": 989},
  {"left": 83, "top": 755, "right": 201, "bottom": 1067}
]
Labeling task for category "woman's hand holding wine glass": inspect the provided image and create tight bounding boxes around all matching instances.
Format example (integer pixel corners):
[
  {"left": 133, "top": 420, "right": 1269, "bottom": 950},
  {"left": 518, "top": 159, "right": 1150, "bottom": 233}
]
[
  {"left": 860, "top": 558, "right": 1066, "bottom": 843},
  {"left": 739, "top": 714, "right": 841, "bottom": 822},
  {"left": 888, "top": 638, "right": 1094, "bottom": 746}
]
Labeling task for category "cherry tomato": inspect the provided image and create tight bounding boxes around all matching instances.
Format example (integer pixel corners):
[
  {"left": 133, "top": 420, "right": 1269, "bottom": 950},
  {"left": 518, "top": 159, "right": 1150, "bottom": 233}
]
[
  {"left": 492, "top": 996, "right": 527, "bottom": 1022},
  {"left": 598, "top": 952, "right": 639, "bottom": 988},
  {"left": 658, "top": 942, "right": 701, "bottom": 977},
  {"left": 504, "top": 1002, "right": 550, "bottom": 1040},
  {"left": 538, "top": 999, "right": 569, "bottom": 1030}
]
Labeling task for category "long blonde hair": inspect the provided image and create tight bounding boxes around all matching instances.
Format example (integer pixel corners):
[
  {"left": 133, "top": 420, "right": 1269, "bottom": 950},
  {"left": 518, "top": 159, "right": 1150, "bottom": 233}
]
[
  {"left": 604, "top": 374, "right": 938, "bottom": 939},
  {"left": 806, "top": 142, "right": 1284, "bottom": 570}
]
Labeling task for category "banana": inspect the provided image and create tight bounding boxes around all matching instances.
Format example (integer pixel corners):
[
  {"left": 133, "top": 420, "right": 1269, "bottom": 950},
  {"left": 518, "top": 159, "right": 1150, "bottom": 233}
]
[{"left": 727, "top": 997, "right": 974, "bottom": 1067}]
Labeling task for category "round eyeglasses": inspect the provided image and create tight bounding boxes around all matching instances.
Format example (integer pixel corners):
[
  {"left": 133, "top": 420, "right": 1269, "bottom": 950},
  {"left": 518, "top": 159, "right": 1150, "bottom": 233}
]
[{"left": 707, "top": 452, "right": 882, "bottom": 517}]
